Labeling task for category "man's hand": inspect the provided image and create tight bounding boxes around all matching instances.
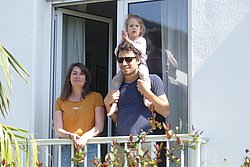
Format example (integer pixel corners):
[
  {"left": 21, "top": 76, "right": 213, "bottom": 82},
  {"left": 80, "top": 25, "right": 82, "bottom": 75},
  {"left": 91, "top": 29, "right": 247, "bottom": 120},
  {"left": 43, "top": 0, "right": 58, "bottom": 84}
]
[
  {"left": 137, "top": 79, "right": 170, "bottom": 118},
  {"left": 104, "top": 90, "right": 120, "bottom": 122},
  {"left": 104, "top": 90, "right": 120, "bottom": 106},
  {"left": 137, "top": 79, "right": 151, "bottom": 95}
]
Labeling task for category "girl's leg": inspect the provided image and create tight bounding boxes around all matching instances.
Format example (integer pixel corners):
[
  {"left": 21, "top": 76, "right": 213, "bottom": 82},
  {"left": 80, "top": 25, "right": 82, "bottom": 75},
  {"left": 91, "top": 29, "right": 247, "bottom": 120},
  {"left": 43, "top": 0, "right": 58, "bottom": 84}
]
[
  {"left": 108, "top": 71, "right": 124, "bottom": 116},
  {"left": 138, "top": 64, "right": 152, "bottom": 107}
]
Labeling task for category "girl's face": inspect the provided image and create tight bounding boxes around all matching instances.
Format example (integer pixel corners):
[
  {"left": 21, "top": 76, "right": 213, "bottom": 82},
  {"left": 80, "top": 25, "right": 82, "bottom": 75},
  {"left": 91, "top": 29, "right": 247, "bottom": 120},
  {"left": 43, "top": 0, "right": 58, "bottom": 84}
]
[
  {"left": 70, "top": 66, "right": 86, "bottom": 88},
  {"left": 127, "top": 18, "right": 141, "bottom": 40}
]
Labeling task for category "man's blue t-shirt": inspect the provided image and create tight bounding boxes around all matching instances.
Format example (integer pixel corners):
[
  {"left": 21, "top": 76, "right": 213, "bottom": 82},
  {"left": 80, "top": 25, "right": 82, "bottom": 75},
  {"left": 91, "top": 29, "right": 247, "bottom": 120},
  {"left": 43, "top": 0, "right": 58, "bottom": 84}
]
[{"left": 115, "top": 74, "right": 166, "bottom": 136}]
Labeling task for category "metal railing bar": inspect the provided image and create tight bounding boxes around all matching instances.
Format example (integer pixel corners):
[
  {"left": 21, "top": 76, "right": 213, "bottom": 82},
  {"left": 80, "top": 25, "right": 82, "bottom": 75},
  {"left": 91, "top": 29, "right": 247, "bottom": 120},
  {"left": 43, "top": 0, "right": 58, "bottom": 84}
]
[{"left": 35, "top": 134, "right": 208, "bottom": 145}]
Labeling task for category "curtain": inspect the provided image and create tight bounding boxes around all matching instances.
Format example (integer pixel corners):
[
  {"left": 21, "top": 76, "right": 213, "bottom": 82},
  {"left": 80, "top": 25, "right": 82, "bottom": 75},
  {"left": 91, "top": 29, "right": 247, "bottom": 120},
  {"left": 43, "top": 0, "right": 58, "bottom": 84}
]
[{"left": 61, "top": 14, "right": 85, "bottom": 81}]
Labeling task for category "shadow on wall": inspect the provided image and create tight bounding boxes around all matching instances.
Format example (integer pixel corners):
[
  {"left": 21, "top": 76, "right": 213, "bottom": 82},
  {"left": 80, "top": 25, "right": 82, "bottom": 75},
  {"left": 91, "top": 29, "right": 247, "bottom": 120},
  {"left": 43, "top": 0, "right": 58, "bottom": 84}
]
[{"left": 192, "top": 9, "right": 250, "bottom": 167}]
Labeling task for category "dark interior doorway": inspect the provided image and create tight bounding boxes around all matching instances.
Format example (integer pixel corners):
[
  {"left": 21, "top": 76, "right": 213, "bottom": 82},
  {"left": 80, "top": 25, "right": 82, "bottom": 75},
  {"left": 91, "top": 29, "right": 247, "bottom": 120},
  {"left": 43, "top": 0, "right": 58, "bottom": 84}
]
[{"left": 63, "top": 0, "right": 117, "bottom": 134}]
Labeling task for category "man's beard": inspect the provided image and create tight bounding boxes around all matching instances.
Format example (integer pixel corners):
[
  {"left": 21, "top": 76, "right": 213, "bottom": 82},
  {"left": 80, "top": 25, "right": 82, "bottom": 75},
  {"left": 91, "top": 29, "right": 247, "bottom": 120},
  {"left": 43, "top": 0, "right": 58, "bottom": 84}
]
[{"left": 123, "top": 68, "right": 137, "bottom": 76}]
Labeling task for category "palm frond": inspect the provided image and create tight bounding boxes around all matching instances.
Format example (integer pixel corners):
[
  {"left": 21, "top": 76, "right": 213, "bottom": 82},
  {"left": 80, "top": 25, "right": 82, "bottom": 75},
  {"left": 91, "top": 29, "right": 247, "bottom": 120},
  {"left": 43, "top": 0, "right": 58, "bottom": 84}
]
[
  {"left": 0, "top": 44, "right": 37, "bottom": 166},
  {"left": 7, "top": 51, "right": 30, "bottom": 84},
  {"left": 0, "top": 124, "right": 38, "bottom": 166},
  {"left": 2, "top": 45, "right": 30, "bottom": 78},
  {"left": 0, "top": 82, "right": 10, "bottom": 117},
  {"left": 0, "top": 44, "right": 30, "bottom": 118},
  {"left": 0, "top": 45, "right": 12, "bottom": 91}
]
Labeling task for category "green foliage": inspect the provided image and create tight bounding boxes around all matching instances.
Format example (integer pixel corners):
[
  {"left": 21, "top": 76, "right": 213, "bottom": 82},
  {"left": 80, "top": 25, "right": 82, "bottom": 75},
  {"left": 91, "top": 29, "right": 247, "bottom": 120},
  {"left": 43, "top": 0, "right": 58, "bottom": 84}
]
[
  {"left": 88, "top": 118, "right": 203, "bottom": 167},
  {"left": 0, "top": 124, "right": 38, "bottom": 166},
  {"left": 0, "top": 44, "right": 30, "bottom": 117},
  {"left": 71, "top": 148, "right": 86, "bottom": 165},
  {"left": 241, "top": 149, "right": 250, "bottom": 167},
  {"left": 0, "top": 44, "right": 38, "bottom": 166}
]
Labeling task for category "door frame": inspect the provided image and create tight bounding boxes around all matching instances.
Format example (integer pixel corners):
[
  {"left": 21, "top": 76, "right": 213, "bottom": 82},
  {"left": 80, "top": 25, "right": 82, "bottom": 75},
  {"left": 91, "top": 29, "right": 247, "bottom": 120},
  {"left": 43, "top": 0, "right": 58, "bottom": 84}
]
[{"left": 52, "top": 6, "right": 113, "bottom": 136}]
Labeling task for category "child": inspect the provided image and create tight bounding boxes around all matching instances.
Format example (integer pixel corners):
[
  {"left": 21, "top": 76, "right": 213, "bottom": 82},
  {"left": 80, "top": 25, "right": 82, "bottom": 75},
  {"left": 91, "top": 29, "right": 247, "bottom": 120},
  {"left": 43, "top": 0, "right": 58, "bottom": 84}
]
[{"left": 107, "top": 14, "right": 151, "bottom": 116}]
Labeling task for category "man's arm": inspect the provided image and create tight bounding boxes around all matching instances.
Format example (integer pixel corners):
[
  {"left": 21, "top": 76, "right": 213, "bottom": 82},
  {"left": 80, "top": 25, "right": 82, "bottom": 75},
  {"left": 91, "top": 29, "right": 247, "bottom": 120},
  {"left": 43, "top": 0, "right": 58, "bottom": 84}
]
[
  {"left": 104, "top": 90, "right": 120, "bottom": 122},
  {"left": 137, "top": 79, "right": 170, "bottom": 117}
]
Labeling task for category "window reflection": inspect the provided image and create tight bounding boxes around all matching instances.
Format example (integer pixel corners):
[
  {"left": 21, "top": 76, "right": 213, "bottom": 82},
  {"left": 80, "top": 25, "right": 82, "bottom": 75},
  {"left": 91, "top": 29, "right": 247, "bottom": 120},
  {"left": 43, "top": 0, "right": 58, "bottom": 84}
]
[{"left": 129, "top": 0, "right": 188, "bottom": 133}]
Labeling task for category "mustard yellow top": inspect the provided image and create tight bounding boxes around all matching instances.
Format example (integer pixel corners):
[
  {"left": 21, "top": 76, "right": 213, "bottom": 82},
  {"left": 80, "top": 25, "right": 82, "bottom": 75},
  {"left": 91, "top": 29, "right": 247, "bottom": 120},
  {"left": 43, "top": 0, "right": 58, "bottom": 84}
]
[{"left": 55, "top": 92, "right": 104, "bottom": 135}]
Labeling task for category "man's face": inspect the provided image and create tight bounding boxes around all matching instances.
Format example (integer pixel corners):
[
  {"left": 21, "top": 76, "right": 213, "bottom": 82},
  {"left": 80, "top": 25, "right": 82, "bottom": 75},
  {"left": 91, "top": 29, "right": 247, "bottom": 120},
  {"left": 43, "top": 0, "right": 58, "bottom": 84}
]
[{"left": 117, "top": 50, "right": 140, "bottom": 76}]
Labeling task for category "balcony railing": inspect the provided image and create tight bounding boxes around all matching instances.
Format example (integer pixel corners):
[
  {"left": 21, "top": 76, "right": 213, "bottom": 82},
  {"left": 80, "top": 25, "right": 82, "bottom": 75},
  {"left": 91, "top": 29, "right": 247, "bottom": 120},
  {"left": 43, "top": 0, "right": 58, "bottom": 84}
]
[{"left": 33, "top": 134, "right": 208, "bottom": 167}]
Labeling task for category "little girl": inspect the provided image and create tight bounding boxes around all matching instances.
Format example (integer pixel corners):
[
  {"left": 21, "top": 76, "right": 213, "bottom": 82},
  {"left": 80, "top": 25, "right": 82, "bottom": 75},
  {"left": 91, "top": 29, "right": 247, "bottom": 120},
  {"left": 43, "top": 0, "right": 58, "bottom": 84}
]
[{"left": 107, "top": 14, "right": 151, "bottom": 116}]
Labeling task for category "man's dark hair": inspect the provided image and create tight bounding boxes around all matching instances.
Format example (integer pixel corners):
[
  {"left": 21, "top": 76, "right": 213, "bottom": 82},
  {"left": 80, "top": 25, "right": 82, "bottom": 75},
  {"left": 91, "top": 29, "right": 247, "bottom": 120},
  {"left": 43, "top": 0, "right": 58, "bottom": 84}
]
[{"left": 117, "top": 41, "right": 141, "bottom": 59}]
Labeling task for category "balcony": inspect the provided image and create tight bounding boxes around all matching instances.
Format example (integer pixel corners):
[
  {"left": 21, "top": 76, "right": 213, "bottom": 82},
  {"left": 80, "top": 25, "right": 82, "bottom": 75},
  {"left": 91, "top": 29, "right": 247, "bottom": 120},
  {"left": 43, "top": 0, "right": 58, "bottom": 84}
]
[{"left": 33, "top": 134, "right": 208, "bottom": 167}]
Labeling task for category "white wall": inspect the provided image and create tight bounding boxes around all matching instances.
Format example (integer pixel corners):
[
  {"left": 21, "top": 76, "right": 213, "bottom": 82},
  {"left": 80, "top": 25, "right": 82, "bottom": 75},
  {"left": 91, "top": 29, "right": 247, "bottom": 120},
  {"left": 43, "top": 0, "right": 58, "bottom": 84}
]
[
  {"left": 191, "top": 0, "right": 250, "bottom": 166},
  {"left": 0, "top": 1, "right": 34, "bottom": 129},
  {"left": 0, "top": 1, "right": 52, "bottom": 139}
]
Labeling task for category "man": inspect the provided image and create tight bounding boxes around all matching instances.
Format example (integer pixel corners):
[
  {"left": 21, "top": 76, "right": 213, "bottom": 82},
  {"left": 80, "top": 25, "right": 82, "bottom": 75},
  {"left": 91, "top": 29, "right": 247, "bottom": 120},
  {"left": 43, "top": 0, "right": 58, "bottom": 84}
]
[
  {"left": 104, "top": 41, "right": 170, "bottom": 166},
  {"left": 104, "top": 41, "right": 170, "bottom": 136}
]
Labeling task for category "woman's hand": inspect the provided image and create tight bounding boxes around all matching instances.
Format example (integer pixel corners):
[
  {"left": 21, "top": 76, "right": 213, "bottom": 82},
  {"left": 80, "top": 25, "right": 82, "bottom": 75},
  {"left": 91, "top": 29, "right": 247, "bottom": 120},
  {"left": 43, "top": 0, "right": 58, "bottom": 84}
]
[
  {"left": 75, "top": 135, "right": 89, "bottom": 149},
  {"left": 69, "top": 133, "right": 81, "bottom": 147}
]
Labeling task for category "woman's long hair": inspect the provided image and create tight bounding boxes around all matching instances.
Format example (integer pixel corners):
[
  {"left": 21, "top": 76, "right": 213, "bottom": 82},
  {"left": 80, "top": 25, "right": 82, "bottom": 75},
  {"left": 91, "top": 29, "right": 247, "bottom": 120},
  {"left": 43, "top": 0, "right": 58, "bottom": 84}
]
[{"left": 60, "top": 63, "right": 92, "bottom": 100}]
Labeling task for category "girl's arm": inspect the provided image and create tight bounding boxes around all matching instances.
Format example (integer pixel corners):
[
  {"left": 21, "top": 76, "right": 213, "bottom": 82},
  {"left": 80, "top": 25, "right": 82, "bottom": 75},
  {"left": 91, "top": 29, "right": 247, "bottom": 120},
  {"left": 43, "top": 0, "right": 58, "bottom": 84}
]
[
  {"left": 122, "top": 31, "right": 147, "bottom": 54},
  {"left": 130, "top": 37, "right": 147, "bottom": 55}
]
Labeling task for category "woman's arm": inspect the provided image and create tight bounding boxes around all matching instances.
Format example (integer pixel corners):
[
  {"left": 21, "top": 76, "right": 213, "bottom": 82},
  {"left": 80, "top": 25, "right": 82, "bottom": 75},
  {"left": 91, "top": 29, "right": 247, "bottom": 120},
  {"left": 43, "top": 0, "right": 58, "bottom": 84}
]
[
  {"left": 75, "top": 106, "right": 105, "bottom": 149},
  {"left": 54, "top": 110, "right": 79, "bottom": 140}
]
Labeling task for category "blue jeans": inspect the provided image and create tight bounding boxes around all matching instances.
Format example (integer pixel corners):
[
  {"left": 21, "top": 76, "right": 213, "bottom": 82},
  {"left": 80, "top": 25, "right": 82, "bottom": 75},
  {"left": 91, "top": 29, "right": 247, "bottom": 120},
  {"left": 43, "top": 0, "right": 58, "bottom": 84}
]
[{"left": 61, "top": 144, "right": 97, "bottom": 167}]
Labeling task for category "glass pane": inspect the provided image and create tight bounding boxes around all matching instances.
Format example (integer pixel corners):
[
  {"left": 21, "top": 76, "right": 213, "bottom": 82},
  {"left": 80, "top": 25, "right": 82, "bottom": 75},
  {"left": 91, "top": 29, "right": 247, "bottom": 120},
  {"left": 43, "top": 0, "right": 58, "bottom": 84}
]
[{"left": 129, "top": 0, "right": 188, "bottom": 133}]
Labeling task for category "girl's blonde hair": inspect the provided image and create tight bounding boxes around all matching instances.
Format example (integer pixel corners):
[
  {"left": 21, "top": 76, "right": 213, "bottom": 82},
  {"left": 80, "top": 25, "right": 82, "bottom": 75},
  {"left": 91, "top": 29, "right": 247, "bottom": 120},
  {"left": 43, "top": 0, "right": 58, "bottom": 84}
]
[{"left": 124, "top": 14, "right": 146, "bottom": 37}]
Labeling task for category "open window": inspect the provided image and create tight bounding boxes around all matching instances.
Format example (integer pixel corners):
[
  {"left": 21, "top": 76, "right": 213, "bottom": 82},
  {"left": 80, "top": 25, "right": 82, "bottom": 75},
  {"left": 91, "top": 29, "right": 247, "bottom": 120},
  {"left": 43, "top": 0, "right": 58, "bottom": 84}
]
[{"left": 118, "top": 0, "right": 189, "bottom": 133}]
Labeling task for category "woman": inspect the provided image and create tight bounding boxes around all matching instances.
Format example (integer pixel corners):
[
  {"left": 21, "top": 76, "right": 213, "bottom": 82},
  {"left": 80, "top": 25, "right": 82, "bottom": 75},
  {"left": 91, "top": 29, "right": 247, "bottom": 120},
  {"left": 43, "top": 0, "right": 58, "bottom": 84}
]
[{"left": 54, "top": 62, "right": 105, "bottom": 167}]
